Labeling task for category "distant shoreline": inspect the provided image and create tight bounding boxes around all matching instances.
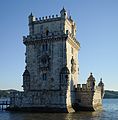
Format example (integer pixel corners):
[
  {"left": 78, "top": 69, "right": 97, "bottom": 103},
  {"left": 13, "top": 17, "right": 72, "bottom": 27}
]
[
  {"left": 0, "top": 89, "right": 118, "bottom": 99},
  {"left": 104, "top": 90, "right": 118, "bottom": 99}
]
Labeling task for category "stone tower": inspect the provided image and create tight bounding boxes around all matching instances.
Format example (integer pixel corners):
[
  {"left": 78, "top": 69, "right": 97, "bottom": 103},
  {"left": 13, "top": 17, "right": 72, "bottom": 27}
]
[
  {"left": 10, "top": 8, "right": 80, "bottom": 113},
  {"left": 8, "top": 8, "right": 105, "bottom": 112}
]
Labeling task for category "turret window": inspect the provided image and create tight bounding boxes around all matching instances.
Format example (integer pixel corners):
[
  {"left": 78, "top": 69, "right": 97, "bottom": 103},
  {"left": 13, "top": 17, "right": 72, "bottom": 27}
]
[
  {"left": 42, "top": 43, "right": 48, "bottom": 51},
  {"left": 42, "top": 73, "right": 47, "bottom": 81}
]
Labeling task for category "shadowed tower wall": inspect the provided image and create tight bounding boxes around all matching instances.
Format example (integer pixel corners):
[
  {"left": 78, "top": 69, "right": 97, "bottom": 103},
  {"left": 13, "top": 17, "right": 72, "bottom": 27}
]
[{"left": 11, "top": 8, "right": 80, "bottom": 113}]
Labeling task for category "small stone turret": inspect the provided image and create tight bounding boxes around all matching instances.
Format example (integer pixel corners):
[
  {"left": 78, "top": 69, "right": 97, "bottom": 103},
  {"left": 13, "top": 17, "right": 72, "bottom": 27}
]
[
  {"left": 28, "top": 13, "right": 35, "bottom": 35},
  {"left": 28, "top": 13, "right": 35, "bottom": 24},
  {"left": 87, "top": 73, "right": 95, "bottom": 91},
  {"left": 98, "top": 78, "right": 104, "bottom": 98},
  {"left": 22, "top": 66, "right": 30, "bottom": 91},
  {"left": 98, "top": 78, "right": 104, "bottom": 87},
  {"left": 60, "top": 7, "right": 67, "bottom": 19}
]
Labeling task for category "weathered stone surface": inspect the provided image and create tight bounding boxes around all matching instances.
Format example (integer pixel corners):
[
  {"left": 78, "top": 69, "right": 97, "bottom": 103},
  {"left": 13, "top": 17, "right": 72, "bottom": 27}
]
[
  {"left": 9, "top": 8, "right": 79, "bottom": 113},
  {"left": 9, "top": 8, "right": 104, "bottom": 112},
  {"left": 75, "top": 73, "right": 104, "bottom": 111}
]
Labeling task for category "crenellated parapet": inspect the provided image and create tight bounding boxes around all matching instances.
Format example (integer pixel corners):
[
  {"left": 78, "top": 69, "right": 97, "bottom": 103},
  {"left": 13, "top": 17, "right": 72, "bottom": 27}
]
[
  {"left": 28, "top": 8, "right": 73, "bottom": 24},
  {"left": 77, "top": 84, "right": 87, "bottom": 91},
  {"left": 77, "top": 83, "right": 102, "bottom": 92},
  {"left": 29, "top": 14, "right": 61, "bottom": 24},
  {"left": 28, "top": 8, "right": 77, "bottom": 41},
  {"left": 76, "top": 73, "right": 104, "bottom": 92}
]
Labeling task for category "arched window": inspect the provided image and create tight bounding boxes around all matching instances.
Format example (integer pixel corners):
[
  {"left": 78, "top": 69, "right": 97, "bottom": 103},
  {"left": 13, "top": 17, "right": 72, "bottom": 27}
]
[
  {"left": 46, "top": 29, "right": 49, "bottom": 36},
  {"left": 42, "top": 43, "right": 48, "bottom": 51},
  {"left": 42, "top": 73, "right": 47, "bottom": 81}
]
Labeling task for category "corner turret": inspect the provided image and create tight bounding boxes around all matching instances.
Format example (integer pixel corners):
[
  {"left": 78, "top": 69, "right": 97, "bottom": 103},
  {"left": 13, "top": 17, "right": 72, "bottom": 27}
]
[
  {"left": 28, "top": 13, "right": 35, "bottom": 24},
  {"left": 60, "top": 7, "right": 67, "bottom": 19},
  {"left": 98, "top": 78, "right": 104, "bottom": 87},
  {"left": 28, "top": 13, "right": 35, "bottom": 35},
  {"left": 98, "top": 78, "right": 104, "bottom": 98},
  {"left": 87, "top": 73, "right": 95, "bottom": 91}
]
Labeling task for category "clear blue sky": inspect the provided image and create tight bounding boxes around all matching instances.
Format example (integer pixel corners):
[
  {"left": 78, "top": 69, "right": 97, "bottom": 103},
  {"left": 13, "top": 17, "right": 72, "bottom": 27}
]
[{"left": 0, "top": 0, "right": 118, "bottom": 91}]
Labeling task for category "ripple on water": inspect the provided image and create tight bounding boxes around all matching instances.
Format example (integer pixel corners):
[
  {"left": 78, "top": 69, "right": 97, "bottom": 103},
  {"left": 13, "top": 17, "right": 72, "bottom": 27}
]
[{"left": 0, "top": 99, "right": 118, "bottom": 120}]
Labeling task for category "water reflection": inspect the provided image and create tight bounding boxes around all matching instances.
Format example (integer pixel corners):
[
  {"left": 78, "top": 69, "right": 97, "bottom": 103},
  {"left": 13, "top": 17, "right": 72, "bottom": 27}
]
[
  {"left": 65, "top": 110, "right": 103, "bottom": 120},
  {"left": 8, "top": 113, "right": 66, "bottom": 120},
  {"left": 7, "top": 110, "right": 103, "bottom": 120},
  {"left": 1, "top": 99, "right": 118, "bottom": 120}
]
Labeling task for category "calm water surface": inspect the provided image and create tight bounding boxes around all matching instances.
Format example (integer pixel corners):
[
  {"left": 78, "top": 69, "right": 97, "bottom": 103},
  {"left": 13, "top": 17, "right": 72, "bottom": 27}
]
[{"left": 0, "top": 99, "right": 118, "bottom": 120}]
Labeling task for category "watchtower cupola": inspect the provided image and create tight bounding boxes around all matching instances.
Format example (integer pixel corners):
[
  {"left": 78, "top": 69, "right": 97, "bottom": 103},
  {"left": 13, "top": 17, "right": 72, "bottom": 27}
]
[
  {"left": 28, "top": 13, "right": 35, "bottom": 24},
  {"left": 87, "top": 73, "right": 95, "bottom": 91},
  {"left": 60, "top": 7, "right": 67, "bottom": 19},
  {"left": 98, "top": 78, "right": 104, "bottom": 98},
  {"left": 98, "top": 78, "right": 104, "bottom": 87}
]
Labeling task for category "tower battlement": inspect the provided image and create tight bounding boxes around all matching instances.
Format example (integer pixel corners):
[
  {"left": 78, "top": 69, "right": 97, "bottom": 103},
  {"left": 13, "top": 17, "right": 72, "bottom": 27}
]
[
  {"left": 29, "top": 14, "right": 60, "bottom": 23},
  {"left": 76, "top": 73, "right": 104, "bottom": 92},
  {"left": 77, "top": 83, "right": 102, "bottom": 92},
  {"left": 29, "top": 14, "right": 75, "bottom": 25},
  {"left": 29, "top": 8, "right": 75, "bottom": 25},
  {"left": 28, "top": 8, "right": 77, "bottom": 40}
]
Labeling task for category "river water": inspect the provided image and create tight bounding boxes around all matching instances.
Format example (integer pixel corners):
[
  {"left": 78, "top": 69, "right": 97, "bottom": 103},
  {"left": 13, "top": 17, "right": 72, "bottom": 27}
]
[{"left": 0, "top": 99, "right": 118, "bottom": 120}]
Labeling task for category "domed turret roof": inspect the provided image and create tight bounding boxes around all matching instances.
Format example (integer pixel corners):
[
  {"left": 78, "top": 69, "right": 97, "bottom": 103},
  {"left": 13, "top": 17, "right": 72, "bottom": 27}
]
[
  {"left": 28, "top": 12, "right": 33, "bottom": 17},
  {"left": 98, "top": 78, "right": 104, "bottom": 86},
  {"left": 60, "top": 7, "right": 66, "bottom": 13},
  {"left": 87, "top": 73, "right": 95, "bottom": 82}
]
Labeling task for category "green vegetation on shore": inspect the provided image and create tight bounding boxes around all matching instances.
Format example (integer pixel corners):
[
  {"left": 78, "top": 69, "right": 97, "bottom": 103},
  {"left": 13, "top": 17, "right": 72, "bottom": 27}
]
[
  {"left": 0, "top": 89, "right": 18, "bottom": 98},
  {"left": 104, "top": 90, "right": 118, "bottom": 99}
]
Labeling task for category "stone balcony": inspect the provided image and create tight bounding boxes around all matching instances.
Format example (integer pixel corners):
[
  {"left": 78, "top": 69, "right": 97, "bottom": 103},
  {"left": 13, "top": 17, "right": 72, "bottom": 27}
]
[{"left": 23, "top": 31, "right": 80, "bottom": 46}]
